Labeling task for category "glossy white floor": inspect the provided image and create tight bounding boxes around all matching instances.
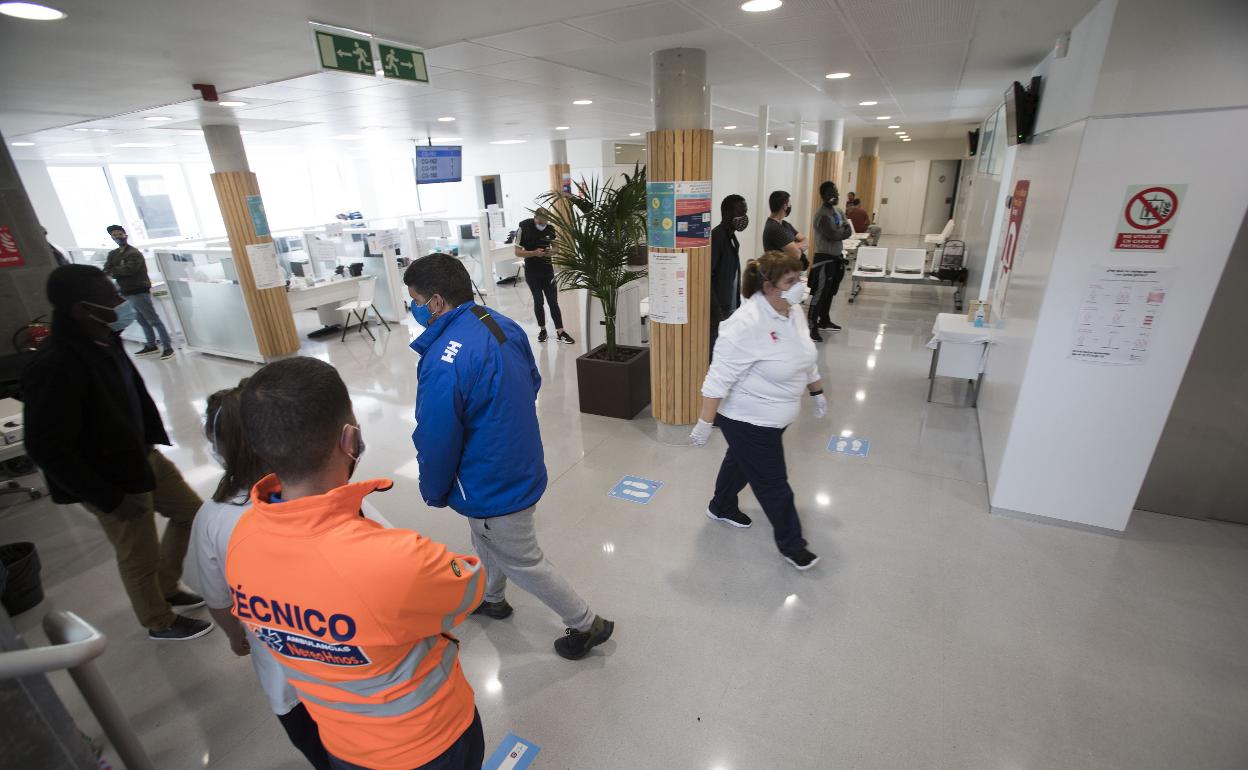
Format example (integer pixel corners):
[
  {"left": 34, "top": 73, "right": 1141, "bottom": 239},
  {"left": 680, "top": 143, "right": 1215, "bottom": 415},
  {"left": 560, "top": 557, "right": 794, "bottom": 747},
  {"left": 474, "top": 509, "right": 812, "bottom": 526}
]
[{"left": 5, "top": 250, "right": 1248, "bottom": 769}]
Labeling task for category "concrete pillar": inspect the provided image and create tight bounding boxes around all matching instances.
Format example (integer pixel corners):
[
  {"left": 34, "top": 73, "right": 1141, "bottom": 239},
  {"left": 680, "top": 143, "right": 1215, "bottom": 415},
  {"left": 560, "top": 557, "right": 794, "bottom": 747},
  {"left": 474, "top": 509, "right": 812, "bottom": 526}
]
[
  {"left": 755, "top": 105, "right": 769, "bottom": 237},
  {"left": 648, "top": 49, "right": 713, "bottom": 426},
  {"left": 812, "top": 119, "right": 846, "bottom": 220},
  {"left": 856, "top": 137, "right": 881, "bottom": 224},
  {"left": 204, "top": 123, "right": 299, "bottom": 359},
  {"left": 0, "top": 130, "right": 57, "bottom": 339},
  {"left": 790, "top": 116, "right": 804, "bottom": 227}
]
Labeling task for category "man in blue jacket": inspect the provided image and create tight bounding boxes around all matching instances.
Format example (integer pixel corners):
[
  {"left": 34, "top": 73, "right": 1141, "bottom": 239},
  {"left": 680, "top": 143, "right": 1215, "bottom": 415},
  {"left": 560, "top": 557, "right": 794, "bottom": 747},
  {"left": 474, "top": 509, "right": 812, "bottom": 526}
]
[{"left": 405, "top": 254, "right": 614, "bottom": 661}]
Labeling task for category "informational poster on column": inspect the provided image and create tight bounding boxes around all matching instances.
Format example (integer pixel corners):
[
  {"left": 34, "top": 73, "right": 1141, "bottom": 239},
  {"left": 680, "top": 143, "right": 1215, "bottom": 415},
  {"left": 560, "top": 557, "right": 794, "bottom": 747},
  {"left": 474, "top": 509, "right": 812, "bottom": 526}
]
[
  {"left": 647, "top": 251, "right": 688, "bottom": 324},
  {"left": 245, "top": 242, "right": 285, "bottom": 290},
  {"left": 674, "top": 181, "right": 712, "bottom": 248},
  {"left": 647, "top": 182, "right": 675, "bottom": 248},
  {"left": 1068, "top": 265, "right": 1174, "bottom": 365},
  {"left": 246, "top": 195, "right": 270, "bottom": 237},
  {"left": 561, "top": 171, "right": 572, "bottom": 195}
]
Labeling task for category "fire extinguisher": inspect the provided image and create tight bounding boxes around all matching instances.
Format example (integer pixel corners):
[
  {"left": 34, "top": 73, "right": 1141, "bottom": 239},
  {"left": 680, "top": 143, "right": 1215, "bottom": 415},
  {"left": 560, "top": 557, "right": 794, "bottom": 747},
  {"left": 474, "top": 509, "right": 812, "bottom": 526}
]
[{"left": 13, "top": 315, "right": 51, "bottom": 352}]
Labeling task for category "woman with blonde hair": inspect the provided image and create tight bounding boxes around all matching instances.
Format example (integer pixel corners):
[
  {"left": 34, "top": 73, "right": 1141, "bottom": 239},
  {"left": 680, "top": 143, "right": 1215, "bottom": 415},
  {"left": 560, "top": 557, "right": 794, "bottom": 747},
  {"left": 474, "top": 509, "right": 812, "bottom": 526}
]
[{"left": 690, "top": 251, "right": 828, "bottom": 570}]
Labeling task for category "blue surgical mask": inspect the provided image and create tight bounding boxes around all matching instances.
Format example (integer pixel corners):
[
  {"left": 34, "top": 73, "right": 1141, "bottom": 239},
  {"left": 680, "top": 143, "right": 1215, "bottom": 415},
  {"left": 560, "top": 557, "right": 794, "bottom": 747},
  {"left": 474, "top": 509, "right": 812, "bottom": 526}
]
[{"left": 411, "top": 300, "right": 433, "bottom": 327}]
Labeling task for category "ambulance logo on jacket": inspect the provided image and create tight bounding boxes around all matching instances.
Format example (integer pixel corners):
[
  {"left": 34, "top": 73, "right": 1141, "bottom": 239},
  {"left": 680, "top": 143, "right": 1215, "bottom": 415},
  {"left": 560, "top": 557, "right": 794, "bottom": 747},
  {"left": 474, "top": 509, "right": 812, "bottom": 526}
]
[{"left": 233, "top": 585, "right": 372, "bottom": 667}]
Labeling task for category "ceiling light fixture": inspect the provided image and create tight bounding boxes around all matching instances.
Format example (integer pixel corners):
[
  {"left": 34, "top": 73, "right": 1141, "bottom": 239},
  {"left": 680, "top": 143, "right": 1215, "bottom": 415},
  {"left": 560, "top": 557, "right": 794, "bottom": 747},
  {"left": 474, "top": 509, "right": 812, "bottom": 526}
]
[
  {"left": 555, "top": 126, "right": 569, "bottom": 131},
  {"left": 714, "top": 140, "right": 723, "bottom": 144},
  {"left": 629, "top": 132, "right": 641, "bottom": 137},
  {"left": 218, "top": 100, "right": 247, "bottom": 108},
  {"left": 490, "top": 139, "right": 526, "bottom": 145},
  {"left": 0, "top": 2, "right": 67, "bottom": 20},
  {"left": 902, "top": 138, "right": 912, "bottom": 142},
  {"left": 572, "top": 99, "right": 592, "bottom": 105},
  {"left": 876, "top": 115, "right": 891, "bottom": 120},
  {"left": 437, "top": 116, "right": 455, "bottom": 122},
  {"left": 113, "top": 142, "right": 174, "bottom": 148},
  {"left": 858, "top": 101, "right": 877, "bottom": 106},
  {"left": 723, "top": 125, "right": 737, "bottom": 130},
  {"left": 825, "top": 72, "right": 851, "bottom": 80},
  {"left": 887, "top": 125, "right": 900, "bottom": 129},
  {"left": 895, "top": 131, "right": 906, "bottom": 135},
  {"left": 144, "top": 116, "right": 173, "bottom": 122},
  {"left": 10, "top": 141, "right": 35, "bottom": 147},
  {"left": 734, "top": 143, "right": 743, "bottom": 146},
  {"left": 740, "top": 0, "right": 782, "bottom": 11},
  {"left": 73, "top": 128, "right": 108, "bottom": 133},
  {"left": 786, "top": 137, "right": 795, "bottom": 141}
]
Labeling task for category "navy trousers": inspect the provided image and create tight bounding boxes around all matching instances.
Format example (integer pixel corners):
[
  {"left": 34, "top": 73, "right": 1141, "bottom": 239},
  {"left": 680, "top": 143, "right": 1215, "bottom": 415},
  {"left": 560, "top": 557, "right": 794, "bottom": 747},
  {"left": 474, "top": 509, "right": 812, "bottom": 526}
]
[
  {"left": 328, "top": 710, "right": 484, "bottom": 770},
  {"left": 710, "top": 414, "right": 808, "bottom": 556}
]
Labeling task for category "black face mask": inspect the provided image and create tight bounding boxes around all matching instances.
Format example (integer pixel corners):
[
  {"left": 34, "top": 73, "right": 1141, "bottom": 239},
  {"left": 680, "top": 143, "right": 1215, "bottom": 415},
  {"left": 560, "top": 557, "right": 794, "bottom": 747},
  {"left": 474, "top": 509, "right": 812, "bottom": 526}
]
[
  {"left": 784, "top": 204, "right": 792, "bottom": 217},
  {"left": 732, "top": 214, "right": 749, "bottom": 232},
  {"left": 111, "top": 235, "right": 127, "bottom": 246}
]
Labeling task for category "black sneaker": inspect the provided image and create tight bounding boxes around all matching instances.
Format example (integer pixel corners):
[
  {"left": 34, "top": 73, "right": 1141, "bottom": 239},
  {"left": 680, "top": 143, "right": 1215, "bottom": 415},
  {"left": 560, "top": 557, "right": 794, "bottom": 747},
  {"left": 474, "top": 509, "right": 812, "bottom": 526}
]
[
  {"left": 537, "top": 329, "right": 549, "bottom": 343},
  {"left": 556, "top": 330, "right": 575, "bottom": 345},
  {"left": 159, "top": 348, "right": 175, "bottom": 360},
  {"left": 809, "top": 329, "right": 823, "bottom": 342},
  {"left": 554, "top": 615, "right": 614, "bottom": 661},
  {"left": 135, "top": 344, "right": 159, "bottom": 357},
  {"left": 783, "top": 548, "right": 821, "bottom": 571},
  {"left": 472, "top": 600, "right": 514, "bottom": 620},
  {"left": 166, "top": 590, "right": 205, "bottom": 611},
  {"left": 825, "top": 321, "right": 842, "bottom": 332},
  {"left": 149, "top": 614, "right": 214, "bottom": 642},
  {"left": 706, "top": 506, "right": 752, "bottom": 528}
]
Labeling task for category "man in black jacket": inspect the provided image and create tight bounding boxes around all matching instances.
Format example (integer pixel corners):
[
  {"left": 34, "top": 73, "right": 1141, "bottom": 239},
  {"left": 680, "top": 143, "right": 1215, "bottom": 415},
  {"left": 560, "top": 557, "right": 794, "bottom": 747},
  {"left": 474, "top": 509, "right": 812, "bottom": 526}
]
[
  {"left": 710, "top": 194, "right": 747, "bottom": 354},
  {"left": 103, "top": 225, "right": 174, "bottom": 359},
  {"left": 809, "top": 181, "right": 853, "bottom": 341},
  {"left": 22, "top": 265, "right": 212, "bottom": 641},
  {"left": 514, "top": 208, "right": 574, "bottom": 345}
]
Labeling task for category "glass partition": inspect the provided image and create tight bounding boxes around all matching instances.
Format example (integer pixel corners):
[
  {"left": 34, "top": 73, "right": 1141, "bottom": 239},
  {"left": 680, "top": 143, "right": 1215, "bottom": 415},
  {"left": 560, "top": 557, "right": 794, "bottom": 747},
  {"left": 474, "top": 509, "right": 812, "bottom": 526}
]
[{"left": 154, "top": 249, "right": 262, "bottom": 362}]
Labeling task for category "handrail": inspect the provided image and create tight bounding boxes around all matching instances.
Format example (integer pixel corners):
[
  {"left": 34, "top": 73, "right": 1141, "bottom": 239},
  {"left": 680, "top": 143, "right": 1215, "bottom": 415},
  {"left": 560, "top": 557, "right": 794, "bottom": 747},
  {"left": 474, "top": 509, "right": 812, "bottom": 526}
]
[
  {"left": 0, "top": 610, "right": 106, "bottom": 679},
  {"left": 0, "top": 611, "right": 155, "bottom": 770}
]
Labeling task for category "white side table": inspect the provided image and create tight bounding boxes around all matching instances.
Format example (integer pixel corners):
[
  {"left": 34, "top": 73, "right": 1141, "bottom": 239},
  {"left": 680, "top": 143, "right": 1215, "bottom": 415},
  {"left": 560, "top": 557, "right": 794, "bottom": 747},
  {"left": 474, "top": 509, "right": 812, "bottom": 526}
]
[{"left": 926, "top": 313, "right": 991, "bottom": 405}]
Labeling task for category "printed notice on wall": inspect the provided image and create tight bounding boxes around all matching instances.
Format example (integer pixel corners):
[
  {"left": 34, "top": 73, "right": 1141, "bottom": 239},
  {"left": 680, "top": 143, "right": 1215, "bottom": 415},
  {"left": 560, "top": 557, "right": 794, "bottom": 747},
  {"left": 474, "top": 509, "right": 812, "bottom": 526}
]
[
  {"left": 675, "top": 181, "right": 712, "bottom": 248},
  {"left": 648, "top": 251, "right": 687, "bottom": 324},
  {"left": 245, "top": 242, "right": 285, "bottom": 290},
  {"left": 1068, "top": 265, "right": 1174, "bottom": 365}
]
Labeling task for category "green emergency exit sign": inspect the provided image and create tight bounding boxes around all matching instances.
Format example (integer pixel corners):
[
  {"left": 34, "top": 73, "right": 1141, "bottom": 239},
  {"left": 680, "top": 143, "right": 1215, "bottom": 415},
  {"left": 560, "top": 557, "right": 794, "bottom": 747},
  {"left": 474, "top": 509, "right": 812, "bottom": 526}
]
[
  {"left": 315, "top": 30, "right": 375, "bottom": 76},
  {"left": 379, "top": 43, "right": 428, "bottom": 82}
]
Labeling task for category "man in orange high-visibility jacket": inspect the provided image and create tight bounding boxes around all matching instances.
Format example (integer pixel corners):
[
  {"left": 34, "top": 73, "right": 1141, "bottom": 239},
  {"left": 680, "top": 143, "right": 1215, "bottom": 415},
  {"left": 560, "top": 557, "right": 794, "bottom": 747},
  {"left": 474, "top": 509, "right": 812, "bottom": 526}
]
[{"left": 227, "top": 357, "right": 486, "bottom": 770}]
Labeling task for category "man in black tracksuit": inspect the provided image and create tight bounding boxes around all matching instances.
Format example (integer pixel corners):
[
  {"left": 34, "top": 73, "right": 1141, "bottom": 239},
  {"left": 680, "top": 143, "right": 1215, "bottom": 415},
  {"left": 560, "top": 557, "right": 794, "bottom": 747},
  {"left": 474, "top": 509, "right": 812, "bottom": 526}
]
[
  {"left": 22, "top": 265, "right": 211, "bottom": 642},
  {"left": 809, "top": 181, "right": 853, "bottom": 341},
  {"left": 710, "top": 194, "right": 748, "bottom": 354},
  {"left": 514, "top": 208, "right": 575, "bottom": 345}
]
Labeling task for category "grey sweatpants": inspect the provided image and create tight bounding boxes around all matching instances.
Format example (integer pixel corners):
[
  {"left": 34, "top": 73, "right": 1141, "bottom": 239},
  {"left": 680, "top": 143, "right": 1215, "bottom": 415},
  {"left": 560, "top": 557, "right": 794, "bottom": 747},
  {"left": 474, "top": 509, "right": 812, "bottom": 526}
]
[{"left": 468, "top": 507, "right": 595, "bottom": 632}]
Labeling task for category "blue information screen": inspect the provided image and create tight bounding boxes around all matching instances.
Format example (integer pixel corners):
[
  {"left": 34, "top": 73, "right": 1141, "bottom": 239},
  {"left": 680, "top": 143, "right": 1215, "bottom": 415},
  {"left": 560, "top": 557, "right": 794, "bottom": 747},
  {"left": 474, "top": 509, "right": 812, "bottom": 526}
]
[{"left": 415, "top": 146, "right": 462, "bottom": 184}]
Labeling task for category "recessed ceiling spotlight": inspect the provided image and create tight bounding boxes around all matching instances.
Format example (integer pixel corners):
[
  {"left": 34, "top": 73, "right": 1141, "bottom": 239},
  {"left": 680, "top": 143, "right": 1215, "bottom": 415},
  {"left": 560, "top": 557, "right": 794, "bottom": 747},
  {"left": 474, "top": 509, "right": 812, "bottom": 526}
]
[
  {"left": 740, "top": 0, "right": 782, "bottom": 11},
  {"left": 0, "top": 2, "right": 67, "bottom": 20},
  {"left": 902, "top": 138, "right": 912, "bottom": 142},
  {"left": 73, "top": 127, "right": 109, "bottom": 133},
  {"left": 786, "top": 137, "right": 795, "bottom": 141},
  {"left": 555, "top": 126, "right": 569, "bottom": 130},
  {"left": 572, "top": 99, "right": 592, "bottom": 105},
  {"left": 887, "top": 125, "right": 900, "bottom": 129},
  {"left": 858, "top": 101, "right": 877, "bottom": 106},
  {"left": 144, "top": 116, "right": 173, "bottom": 122},
  {"left": 490, "top": 139, "right": 526, "bottom": 145},
  {"left": 629, "top": 132, "right": 641, "bottom": 137},
  {"left": 876, "top": 115, "right": 891, "bottom": 120},
  {"left": 752, "top": 144, "right": 759, "bottom": 148},
  {"left": 114, "top": 142, "right": 175, "bottom": 148},
  {"left": 723, "top": 125, "right": 737, "bottom": 130},
  {"left": 714, "top": 140, "right": 724, "bottom": 144},
  {"left": 437, "top": 116, "right": 455, "bottom": 122},
  {"left": 734, "top": 143, "right": 743, "bottom": 146},
  {"left": 10, "top": 141, "right": 35, "bottom": 147},
  {"left": 218, "top": 100, "right": 247, "bottom": 108},
  {"left": 825, "top": 72, "right": 851, "bottom": 80},
  {"left": 895, "top": 131, "right": 906, "bottom": 135}
]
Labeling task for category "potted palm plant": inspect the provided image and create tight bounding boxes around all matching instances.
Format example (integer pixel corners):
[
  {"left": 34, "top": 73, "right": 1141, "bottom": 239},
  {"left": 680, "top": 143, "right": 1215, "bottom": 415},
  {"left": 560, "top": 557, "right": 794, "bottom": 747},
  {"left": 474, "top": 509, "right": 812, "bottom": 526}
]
[{"left": 538, "top": 166, "right": 650, "bottom": 419}]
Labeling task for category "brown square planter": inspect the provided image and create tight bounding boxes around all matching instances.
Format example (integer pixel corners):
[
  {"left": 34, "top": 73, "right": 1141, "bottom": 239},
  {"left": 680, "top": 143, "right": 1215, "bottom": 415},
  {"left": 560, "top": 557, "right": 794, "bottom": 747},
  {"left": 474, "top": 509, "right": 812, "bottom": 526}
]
[{"left": 575, "top": 344, "right": 651, "bottom": 419}]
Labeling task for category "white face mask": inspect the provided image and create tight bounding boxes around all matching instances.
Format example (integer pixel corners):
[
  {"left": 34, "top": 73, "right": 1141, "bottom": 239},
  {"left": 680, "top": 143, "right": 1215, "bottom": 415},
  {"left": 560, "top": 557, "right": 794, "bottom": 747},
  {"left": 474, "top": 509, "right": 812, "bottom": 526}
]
[
  {"left": 781, "top": 282, "right": 805, "bottom": 305},
  {"left": 534, "top": 222, "right": 547, "bottom": 231}
]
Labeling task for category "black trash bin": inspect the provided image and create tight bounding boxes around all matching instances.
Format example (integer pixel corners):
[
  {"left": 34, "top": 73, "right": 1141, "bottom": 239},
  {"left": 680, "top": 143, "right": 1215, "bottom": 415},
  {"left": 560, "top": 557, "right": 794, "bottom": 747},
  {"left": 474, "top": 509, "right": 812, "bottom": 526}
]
[{"left": 0, "top": 542, "right": 44, "bottom": 615}]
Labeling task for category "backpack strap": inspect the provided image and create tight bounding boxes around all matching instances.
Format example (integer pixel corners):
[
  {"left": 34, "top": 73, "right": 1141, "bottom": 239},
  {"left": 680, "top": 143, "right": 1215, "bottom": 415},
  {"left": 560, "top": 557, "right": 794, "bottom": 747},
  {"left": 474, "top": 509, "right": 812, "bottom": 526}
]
[{"left": 469, "top": 305, "right": 506, "bottom": 344}]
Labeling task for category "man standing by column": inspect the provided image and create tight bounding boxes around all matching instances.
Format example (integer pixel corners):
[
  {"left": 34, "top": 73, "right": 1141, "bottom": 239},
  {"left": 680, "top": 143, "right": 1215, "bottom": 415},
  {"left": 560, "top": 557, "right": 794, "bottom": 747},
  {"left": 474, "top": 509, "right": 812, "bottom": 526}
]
[
  {"left": 22, "top": 265, "right": 210, "bottom": 641},
  {"left": 710, "top": 194, "right": 747, "bottom": 353},
  {"left": 809, "top": 181, "right": 852, "bottom": 341},
  {"left": 404, "top": 254, "right": 613, "bottom": 661},
  {"left": 513, "top": 208, "right": 574, "bottom": 345},
  {"left": 103, "top": 225, "right": 174, "bottom": 360}
]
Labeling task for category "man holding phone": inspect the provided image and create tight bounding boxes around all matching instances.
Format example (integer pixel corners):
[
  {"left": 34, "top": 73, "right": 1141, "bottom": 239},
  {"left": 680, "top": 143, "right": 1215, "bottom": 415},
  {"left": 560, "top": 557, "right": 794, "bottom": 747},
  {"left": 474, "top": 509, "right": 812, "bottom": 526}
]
[{"left": 514, "top": 207, "right": 574, "bottom": 345}]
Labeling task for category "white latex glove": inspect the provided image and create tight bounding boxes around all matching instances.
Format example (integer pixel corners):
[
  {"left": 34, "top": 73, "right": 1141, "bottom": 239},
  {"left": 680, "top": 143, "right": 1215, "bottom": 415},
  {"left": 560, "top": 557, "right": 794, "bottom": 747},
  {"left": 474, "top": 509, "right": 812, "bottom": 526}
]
[
  {"left": 690, "top": 419, "right": 714, "bottom": 447},
  {"left": 813, "top": 394, "right": 828, "bottom": 419}
]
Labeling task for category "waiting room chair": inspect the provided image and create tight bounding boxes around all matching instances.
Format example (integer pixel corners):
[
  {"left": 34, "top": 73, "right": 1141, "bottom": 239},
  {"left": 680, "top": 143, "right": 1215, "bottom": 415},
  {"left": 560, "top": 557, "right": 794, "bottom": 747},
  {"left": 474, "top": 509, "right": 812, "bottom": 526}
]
[
  {"left": 890, "top": 248, "right": 928, "bottom": 279},
  {"left": 852, "top": 247, "right": 888, "bottom": 278},
  {"left": 336, "top": 276, "right": 391, "bottom": 342},
  {"left": 924, "top": 219, "right": 955, "bottom": 248}
]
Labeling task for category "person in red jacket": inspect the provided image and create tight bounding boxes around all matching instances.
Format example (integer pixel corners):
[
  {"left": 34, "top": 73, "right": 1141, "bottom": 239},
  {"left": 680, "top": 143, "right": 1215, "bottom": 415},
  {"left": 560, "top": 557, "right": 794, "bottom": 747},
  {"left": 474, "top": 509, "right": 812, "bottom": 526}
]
[{"left": 226, "top": 357, "right": 486, "bottom": 770}]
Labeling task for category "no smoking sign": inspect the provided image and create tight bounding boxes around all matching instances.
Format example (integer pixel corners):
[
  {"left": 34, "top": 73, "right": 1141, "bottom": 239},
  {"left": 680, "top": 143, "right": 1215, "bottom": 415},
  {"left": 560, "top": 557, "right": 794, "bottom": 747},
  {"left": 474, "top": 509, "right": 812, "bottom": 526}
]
[{"left": 1114, "top": 184, "right": 1186, "bottom": 251}]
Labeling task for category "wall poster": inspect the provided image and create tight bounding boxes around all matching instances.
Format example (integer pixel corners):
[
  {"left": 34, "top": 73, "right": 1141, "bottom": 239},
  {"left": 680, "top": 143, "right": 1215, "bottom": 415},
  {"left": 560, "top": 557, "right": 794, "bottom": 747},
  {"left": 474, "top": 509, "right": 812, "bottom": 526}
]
[
  {"left": 647, "top": 251, "right": 687, "bottom": 324},
  {"left": 1068, "top": 265, "right": 1174, "bottom": 365}
]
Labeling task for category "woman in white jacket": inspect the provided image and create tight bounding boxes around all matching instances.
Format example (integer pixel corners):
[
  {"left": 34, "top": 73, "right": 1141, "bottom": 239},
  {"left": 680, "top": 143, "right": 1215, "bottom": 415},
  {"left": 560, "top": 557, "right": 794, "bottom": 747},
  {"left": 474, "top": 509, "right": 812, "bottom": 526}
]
[{"left": 690, "top": 251, "right": 828, "bottom": 570}]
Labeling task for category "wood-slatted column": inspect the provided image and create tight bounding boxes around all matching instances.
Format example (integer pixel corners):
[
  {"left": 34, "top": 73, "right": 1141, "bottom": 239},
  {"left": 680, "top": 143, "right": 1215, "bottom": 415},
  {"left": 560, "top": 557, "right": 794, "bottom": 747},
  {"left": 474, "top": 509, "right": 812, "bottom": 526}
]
[
  {"left": 647, "top": 128, "right": 713, "bottom": 426},
  {"left": 548, "top": 162, "right": 572, "bottom": 222},
  {"left": 856, "top": 137, "right": 881, "bottom": 224},
  {"left": 811, "top": 151, "right": 844, "bottom": 220}
]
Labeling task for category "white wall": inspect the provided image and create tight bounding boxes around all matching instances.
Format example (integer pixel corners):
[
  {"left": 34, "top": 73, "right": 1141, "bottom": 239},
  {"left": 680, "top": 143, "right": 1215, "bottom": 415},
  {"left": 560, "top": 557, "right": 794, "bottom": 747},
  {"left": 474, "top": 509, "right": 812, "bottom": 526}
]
[
  {"left": 15, "top": 160, "right": 75, "bottom": 248},
  {"left": 710, "top": 145, "right": 811, "bottom": 266}
]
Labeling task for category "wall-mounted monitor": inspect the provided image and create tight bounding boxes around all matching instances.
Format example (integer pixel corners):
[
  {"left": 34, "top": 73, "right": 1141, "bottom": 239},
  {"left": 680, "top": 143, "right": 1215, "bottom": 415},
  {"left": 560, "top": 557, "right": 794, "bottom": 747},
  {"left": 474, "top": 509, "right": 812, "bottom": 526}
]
[
  {"left": 414, "top": 145, "right": 462, "bottom": 184},
  {"left": 1004, "top": 76, "right": 1042, "bottom": 146},
  {"left": 967, "top": 129, "right": 980, "bottom": 157}
]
